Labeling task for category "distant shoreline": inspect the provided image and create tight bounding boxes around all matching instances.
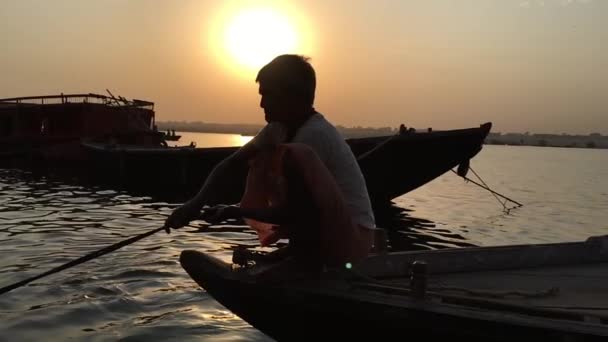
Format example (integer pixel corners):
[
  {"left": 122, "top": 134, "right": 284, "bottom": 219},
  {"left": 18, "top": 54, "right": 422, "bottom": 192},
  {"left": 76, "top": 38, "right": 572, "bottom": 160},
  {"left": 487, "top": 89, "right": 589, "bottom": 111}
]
[
  {"left": 156, "top": 121, "right": 397, "bottom": 139},
  {"left": 157, "top": 121, "right": 607, "bottom": 149},
  {"left": 484, "top": 141, "right": 606, "bottom": 149},
  {"left": 484, "top": 133, "right": 607, "bottom": 149}
]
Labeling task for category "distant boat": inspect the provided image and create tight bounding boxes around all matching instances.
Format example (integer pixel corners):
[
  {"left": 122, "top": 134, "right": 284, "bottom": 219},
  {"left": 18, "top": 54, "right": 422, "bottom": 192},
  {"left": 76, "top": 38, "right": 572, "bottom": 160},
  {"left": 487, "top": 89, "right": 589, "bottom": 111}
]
[
  {"left": 82, "top": 122, "right": 492, "bottom": 204},
  {"left": 162, "top": 133, "right": 182, "bottom": 141},
  {"left": 0, "top": 92, "right": 164, "bottom": 165},
  {"left": 180, "top": 234, "right": 608, "bottom": 340},
  {"left": 161, "top": 130, "right": 181, "bottom": 142}
]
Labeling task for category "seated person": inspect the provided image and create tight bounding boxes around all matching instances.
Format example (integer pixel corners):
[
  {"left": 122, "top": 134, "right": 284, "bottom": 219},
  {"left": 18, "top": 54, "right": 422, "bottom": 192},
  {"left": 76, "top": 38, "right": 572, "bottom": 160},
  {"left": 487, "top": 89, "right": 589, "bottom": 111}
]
[
  {"left": 205, "top": 123, "right": 373, "bottom": 270},
  {"left": 166, "top": 54, "right": 378, "bottom": 270}
]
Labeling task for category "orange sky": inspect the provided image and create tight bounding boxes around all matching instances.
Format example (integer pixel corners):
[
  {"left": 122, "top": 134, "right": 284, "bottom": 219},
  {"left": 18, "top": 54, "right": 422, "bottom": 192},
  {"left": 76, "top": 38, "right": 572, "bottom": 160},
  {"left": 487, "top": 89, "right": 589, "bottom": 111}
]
[{"left": 1, "top": 0, "right": 607, "bottom": 134}]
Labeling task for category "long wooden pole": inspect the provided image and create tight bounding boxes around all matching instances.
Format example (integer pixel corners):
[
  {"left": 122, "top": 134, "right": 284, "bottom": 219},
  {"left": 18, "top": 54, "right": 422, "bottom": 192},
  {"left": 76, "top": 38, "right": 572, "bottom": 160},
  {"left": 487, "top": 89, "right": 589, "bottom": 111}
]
[{"left": 0, "top": 225, "right": 168, "bottom": 296}]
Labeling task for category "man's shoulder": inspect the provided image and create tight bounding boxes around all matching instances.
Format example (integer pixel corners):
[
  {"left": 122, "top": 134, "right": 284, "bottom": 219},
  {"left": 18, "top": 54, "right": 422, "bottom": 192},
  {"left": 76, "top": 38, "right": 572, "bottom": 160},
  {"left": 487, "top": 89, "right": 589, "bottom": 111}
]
[{"left": 295, "top": 113, "right": 341, "bottom": 140}]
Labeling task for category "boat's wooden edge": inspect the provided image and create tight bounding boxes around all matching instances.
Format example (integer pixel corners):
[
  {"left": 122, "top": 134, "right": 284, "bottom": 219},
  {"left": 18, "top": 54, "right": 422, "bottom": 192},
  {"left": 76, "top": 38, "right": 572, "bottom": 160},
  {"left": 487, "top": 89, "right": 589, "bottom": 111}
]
[
  {"left": 179, "top": 246, "right": 608, "bottom": 338},
  {"left": 180, "top": 250, "right": 236, "bottom": 280},
  {"left": 178, "top": 235, "right": 608, "bottom": 281},
  {"left": 346, "top": 122, "right": 492, "bottom": 144},
  {"left": 355, "top": 235, "right": 608, "bottom": 277}
]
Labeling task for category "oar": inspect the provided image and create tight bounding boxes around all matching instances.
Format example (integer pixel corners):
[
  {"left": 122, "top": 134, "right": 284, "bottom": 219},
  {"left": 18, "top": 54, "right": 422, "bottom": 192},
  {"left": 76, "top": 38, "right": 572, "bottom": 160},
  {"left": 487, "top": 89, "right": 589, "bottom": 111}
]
[{"left": 0, "top": 215, "right": 208, "bottom": 296}]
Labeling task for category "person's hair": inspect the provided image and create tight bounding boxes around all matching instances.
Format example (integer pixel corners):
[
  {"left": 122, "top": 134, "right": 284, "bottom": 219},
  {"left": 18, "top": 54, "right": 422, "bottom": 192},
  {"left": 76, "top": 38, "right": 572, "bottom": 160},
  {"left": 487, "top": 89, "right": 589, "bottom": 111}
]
[{"left": 256, "top": 54, "right": 316, "bottom": 106}]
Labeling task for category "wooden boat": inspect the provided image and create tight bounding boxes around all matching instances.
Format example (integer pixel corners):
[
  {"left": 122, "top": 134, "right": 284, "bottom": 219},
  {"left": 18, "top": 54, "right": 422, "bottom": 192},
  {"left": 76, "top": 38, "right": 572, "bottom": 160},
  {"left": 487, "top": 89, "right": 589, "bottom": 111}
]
[
  {"left": 82, "top": 122, "right": 492, "bottom": 204},
  {"left": 180, "top": 234, "right": 608, "bottom": 341},
  {"left": 0, "top": 93, "right": 163, "bottom": 166}
]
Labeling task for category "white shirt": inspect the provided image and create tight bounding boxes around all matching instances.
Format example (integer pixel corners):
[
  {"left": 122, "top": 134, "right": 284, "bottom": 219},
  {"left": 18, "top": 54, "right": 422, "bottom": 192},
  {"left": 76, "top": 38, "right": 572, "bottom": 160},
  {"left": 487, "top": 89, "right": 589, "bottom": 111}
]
[{"left": 292, "top": 113, "right": 376, "bottom": 228}]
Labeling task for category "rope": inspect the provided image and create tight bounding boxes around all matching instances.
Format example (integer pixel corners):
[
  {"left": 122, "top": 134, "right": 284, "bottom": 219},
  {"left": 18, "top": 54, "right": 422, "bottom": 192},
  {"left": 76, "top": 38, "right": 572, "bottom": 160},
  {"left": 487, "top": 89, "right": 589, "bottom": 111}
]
[
  {"left": 434, "top": 285, "right": 560, "bottom": 299},
  {"left": 469, "top": 167, "right": 509, "bottom": 210},
  {"left": 451, "top": 166, "right": 523, "bottom": 213}
]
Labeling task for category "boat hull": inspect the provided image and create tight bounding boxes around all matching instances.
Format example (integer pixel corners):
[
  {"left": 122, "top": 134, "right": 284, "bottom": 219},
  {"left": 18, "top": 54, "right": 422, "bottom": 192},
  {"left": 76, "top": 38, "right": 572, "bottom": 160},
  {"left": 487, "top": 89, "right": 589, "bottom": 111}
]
[
  {"left": 83, "top": 123, "right": 492, "bottom": 203},
  {"left": 180, "top": 235, "right": 608, "bottom": 341},
  {"left": 0, "top": 93, "right": 161, "bottom": 166}
]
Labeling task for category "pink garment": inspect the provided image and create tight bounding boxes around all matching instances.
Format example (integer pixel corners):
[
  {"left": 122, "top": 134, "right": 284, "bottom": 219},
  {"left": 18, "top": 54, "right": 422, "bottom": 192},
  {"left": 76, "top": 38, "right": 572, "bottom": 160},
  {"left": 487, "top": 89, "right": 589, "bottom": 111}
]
[
  {"left": 240, "top": 143, "right": 373, "bottom": 266},
  {"left": 240, "top": 146, "right": 288, "bottom": 246}
]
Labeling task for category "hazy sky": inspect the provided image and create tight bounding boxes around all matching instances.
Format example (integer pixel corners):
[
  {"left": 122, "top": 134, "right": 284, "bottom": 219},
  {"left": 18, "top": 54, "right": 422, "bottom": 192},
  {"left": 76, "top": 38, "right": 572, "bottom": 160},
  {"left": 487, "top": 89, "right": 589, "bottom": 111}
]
[{"left": 1, "top": 0, "right": 607, "bottom": 134}]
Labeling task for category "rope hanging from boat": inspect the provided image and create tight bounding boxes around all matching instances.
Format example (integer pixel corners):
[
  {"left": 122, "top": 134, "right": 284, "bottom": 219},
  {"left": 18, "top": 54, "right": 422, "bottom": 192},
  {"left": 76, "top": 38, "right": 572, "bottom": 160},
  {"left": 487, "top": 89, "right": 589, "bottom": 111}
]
[{"left": 452, "top": 163, "right": 523, "bottom": 213}]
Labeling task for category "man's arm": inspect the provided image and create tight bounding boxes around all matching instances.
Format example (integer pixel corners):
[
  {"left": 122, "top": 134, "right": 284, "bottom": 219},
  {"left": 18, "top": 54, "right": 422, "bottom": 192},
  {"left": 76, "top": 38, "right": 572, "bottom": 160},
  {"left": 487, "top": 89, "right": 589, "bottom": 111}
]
[
  {"left": 165, "top": 122, "right": 288, "bottom": 229},
  {"left": 164, "top": 140, "right": 258, "bottom": 228},
  {"left": 188, "top": 144, "right": 254, "bottom": 207},
  {"left": 203, "top": 204, "right": 292, "bottom": 225},
  {"left": 195, "top": 122, "right": 288, "bottom": 206}
]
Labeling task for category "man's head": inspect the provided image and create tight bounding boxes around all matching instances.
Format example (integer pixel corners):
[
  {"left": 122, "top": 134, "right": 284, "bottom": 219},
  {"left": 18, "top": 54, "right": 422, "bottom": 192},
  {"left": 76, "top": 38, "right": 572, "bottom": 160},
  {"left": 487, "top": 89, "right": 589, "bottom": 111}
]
[{"left": 256, "top": 54, "right": 316, "bottom": 124}]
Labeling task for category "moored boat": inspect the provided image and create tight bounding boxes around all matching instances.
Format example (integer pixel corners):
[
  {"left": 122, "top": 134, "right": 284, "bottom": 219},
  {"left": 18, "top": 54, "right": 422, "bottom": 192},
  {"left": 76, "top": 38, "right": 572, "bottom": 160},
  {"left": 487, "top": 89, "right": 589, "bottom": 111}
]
[
  {"left": 0, "top": 93, "right": 163, "bottom": 167},
  {"left": 180, "top": 234, "right": 608, "bottom": 341},
  {"left": 82, "top": 122, "right": 492, "bottom": 204}
]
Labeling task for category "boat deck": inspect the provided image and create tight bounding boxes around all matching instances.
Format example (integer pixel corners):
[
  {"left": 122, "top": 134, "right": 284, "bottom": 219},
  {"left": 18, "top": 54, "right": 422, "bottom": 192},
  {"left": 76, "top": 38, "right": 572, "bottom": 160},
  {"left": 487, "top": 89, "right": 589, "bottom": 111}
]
[
  {"left": 181, "top": 236, "right": 608, "bottom": 340},
  {"left": 376, "top": 262, "right": 608, "bottom": 320}
]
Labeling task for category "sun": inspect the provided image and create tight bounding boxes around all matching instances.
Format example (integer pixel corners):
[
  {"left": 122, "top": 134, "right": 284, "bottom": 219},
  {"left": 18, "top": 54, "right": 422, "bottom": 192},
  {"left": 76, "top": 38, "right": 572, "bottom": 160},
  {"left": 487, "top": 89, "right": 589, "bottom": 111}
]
[
  {"left": 207, "top": 4, "right": 314, "bottom": 77},
  {"left": 221, "top": 7, "right": 299, "bottom": 72}
]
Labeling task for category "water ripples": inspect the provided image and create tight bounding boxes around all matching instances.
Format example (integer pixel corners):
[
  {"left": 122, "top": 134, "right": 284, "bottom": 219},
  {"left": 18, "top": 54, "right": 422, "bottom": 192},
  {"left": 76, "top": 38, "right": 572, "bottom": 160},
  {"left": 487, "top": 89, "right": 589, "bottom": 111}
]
[{"left": 1, "top": 145, "right": 607, "bottom": 340}]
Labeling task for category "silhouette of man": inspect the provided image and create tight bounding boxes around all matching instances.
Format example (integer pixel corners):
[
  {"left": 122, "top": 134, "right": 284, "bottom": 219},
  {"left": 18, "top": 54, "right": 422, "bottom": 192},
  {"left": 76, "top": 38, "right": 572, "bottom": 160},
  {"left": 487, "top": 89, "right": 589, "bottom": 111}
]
[{"left": 165, "top": 55, "right": 376, "bottom": 255}]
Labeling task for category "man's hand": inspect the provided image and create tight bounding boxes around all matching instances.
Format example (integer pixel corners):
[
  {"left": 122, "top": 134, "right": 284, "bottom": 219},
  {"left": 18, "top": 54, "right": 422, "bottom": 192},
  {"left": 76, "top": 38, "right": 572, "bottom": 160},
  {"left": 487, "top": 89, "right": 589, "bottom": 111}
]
[
  {"left": 164, "top": 202, "right": 201, "bottom": 233},
  {"left": 202, "top": 204, "right": 242, "bottom": 224}
]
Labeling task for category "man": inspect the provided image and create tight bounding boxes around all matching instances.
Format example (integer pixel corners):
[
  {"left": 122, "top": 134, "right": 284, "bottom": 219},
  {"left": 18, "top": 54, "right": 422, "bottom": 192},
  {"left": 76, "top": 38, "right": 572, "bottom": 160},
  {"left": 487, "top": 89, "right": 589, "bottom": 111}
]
[{"left": 165, "top": 55, "right": 375, "bottom": 251}]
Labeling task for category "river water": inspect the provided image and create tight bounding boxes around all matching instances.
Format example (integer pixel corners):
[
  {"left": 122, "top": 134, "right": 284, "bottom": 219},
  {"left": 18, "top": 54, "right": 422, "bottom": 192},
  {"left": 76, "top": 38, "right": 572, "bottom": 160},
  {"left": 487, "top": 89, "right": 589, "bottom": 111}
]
[{"left": 1, "top": 133, "right": 607, "bottom": 341}]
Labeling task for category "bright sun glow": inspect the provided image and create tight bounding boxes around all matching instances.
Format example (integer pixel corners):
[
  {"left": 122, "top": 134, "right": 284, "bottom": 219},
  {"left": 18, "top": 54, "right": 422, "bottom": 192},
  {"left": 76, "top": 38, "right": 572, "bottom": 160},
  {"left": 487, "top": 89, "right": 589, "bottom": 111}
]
[{"left": 222, "top": 7, "right": 299, "bottom": 72}]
